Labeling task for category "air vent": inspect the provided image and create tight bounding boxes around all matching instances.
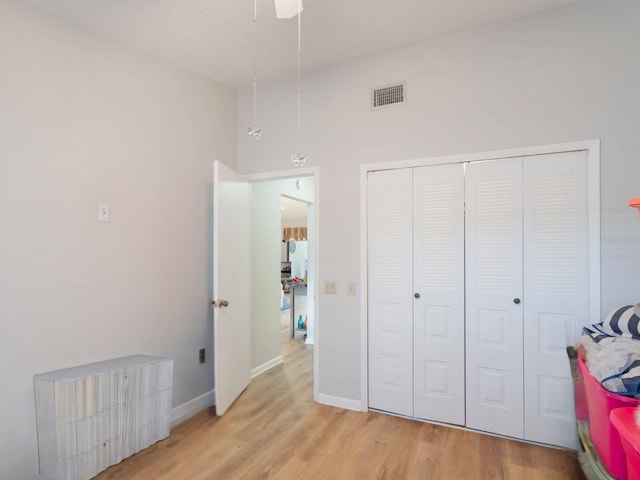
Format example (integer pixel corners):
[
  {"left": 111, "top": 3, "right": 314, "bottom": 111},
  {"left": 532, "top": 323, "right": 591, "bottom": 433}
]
[{"left": 371, "top": 82, "right": 406, "bottom": 110}]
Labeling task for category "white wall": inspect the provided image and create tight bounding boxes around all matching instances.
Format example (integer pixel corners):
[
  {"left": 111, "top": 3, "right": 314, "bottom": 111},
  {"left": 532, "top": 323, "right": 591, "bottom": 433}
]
[
  {"left": 305, "top": 203, "right": 316, "bottom": 345},
  {"left": 237, "top": 0, "right": 640, "bottom": 404},
  {"left": 250, "top": 177, "right": 314, "bottom": 370},
  {"left": 0, "top": 1, "right": 236, "bottom": 478},
  {"left": 250, "top": 181, "right": 282, "bottom": 371}
]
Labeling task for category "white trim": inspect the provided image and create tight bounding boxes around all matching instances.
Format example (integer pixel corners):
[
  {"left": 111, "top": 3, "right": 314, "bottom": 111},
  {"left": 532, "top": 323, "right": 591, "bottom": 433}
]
[
  {"left": 359, "top": 165, "right": 369, "bottom": 412},
  {"left": 318, "top": 393, "right": 364, "bottom": 412},
  {"left": 245, "top": 166, "right": 321, "bottom": 404},
  {"left": 251, "top": 355, "right": 283, "bottom": 378},
  {"left": 171, "top": 389, "right": 215, "bottom": 427},
  {"left": 245, "top": 166, "right": 317, "bottom": 182},
  {"left": 587, "top": 141, "right": 602, "bottom": 323},
  {"left": 362, "top": 139, "right": 599, "bottom": 172},
  {"left": 313, "top": 170, "right": 320, "bottom": 403},
  {"left": 359, "top": 139, "right": 601, "bottom": 412}
]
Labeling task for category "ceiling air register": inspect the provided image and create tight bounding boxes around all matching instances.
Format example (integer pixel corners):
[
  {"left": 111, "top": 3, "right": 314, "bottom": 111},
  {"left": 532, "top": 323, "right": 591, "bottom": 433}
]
[{"left": 371, "top": 82, "right": 407, "bottom": 110}]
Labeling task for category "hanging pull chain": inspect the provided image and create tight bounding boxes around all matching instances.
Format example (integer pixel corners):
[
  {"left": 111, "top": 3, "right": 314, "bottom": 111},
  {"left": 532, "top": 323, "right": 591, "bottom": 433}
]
[
  {"left": 296, "top": 0, "right": 301, "bottom": 154},
  {"left": 248, "top": 0, "right": 262, "bottom": 140},
  {"left": 253, "top": 0, "right": 257, "bottom": 127},
  {"left": 291, "top": 0, "right": 306, "bottom": 166}
]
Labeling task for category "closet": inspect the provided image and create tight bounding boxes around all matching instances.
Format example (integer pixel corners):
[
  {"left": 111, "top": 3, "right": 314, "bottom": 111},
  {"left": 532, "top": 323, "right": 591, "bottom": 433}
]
[{"left": 367, "top": 151, "right": 590, "bottom": 449}]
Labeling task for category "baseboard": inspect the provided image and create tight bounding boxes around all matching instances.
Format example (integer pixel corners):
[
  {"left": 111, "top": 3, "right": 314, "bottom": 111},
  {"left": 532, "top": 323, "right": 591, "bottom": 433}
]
[
  {"left": 251, "top": 355, "right": 283, "bottom": 378},
  {"left": 318, "top": 393, "right": 364, "bottom": 412},
  {"left": 171, "top": 389, "right": 215, "bottom": 427}
]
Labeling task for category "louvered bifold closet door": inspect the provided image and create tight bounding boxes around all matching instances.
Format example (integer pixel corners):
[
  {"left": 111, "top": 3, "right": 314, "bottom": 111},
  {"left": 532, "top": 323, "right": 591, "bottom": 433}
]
[
  {"left": 523, "top": 151, "right": 589, "bottom": 449},
  {"left": 367, "top": 169, "right": 414, "bottom": 416},
  {"left": 465, "top": 159, "right": 524, "bottom": 439},
  {"left": 413, "top": 164, "right": 465, "bottom": 425}
]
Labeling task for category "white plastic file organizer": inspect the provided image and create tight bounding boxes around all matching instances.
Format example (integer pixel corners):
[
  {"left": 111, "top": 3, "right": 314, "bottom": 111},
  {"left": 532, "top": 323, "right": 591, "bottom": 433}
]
[{"left": 34, "top": 355, "right": 173, "bottom": 480}]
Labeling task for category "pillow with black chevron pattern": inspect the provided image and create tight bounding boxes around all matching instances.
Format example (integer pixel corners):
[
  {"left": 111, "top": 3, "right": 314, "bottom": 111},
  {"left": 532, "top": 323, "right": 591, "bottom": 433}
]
[{"left": 599, "top": 304, "right": 640, "bottom": 340}]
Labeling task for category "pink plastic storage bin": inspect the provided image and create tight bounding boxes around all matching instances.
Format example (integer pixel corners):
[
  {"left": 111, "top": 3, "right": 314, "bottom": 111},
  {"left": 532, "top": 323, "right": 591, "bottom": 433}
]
[
  {"left": 611, "top": 408, "right": 640, "bottom": 480},
  {"left": 573, "top": 349, "right": 589, "bottom": 421},
  {"left": 579, "top": 356, "right": 640, "bottom": 480}
]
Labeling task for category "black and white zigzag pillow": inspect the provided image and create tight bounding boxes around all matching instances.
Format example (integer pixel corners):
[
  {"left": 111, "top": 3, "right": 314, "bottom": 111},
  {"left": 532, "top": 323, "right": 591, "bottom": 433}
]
[{"left": 600, "top": 305, "right": 640, "bottom": 339}]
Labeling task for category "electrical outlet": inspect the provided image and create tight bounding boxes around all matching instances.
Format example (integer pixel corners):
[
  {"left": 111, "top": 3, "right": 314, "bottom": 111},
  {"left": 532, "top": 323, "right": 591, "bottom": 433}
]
[
  {"left": 199, "top": 348, "right": 205, "bottom": 364},
  {"left": 324, "top": 280, "right": 337, "bottom": 294},
  {"left": 347, "top": 281, "right": 356, "bottom": 296}
]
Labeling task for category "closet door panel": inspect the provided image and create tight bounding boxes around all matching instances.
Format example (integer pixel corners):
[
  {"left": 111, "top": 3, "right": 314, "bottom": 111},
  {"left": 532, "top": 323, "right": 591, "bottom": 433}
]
[
  {"left": 367, "top": 169, "right": 414, "bottom": 416},
  {"left": 413, "top": 164, "right": 465, "bottom": 425},
  {"left": 465, "top": 159, "right": 524, "bottom": 438},
  {"left": 523, "top": 151, "right": 589, "bottom": 449}
]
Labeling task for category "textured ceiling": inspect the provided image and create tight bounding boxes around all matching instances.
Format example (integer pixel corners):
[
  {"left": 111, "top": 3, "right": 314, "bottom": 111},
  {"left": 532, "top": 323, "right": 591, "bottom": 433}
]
[{"left": 22, "top": 0, "right": 583, "bottom": 88}]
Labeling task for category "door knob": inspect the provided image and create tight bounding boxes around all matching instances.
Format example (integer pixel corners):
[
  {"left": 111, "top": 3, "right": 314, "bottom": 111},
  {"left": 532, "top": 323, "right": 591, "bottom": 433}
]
[
  {"left": 211, "top": 300, "right": 229, "bottom": 308},
  {"left": 414, "top": 293, "right": 421, "bottom": 299},
  {"left": 513, "top": 298, "right": 521, "bottom": 304}
]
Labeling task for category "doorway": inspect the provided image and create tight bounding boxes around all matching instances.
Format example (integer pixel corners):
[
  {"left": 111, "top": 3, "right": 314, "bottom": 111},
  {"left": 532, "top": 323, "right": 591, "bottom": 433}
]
[{"left": 247, "top": 171, "right": 318, "bottom": 401}]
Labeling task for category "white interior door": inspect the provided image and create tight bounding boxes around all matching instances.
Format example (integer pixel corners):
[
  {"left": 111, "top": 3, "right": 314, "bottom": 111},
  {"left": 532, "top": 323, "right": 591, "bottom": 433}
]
[
  {"left": 413, "top": 164, "right": 465, "bottom": 425},
  {"left": 213, "top": 161, "right": 251, "bottom": 416},
  {"left": 367, "top": 168, "right": 413, "bottom": 416},
  {"left": 465, "top": 158, "right": 524, "bottom": 439},
  {"left": 522, "top": 151, "right": 589, "bottom": 449}
]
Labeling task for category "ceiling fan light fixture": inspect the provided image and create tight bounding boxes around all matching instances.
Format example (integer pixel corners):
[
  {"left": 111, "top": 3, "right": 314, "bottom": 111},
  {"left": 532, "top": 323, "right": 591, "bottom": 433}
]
[{"left": 275, "top": 0, "right": 303, "bottom": 19}]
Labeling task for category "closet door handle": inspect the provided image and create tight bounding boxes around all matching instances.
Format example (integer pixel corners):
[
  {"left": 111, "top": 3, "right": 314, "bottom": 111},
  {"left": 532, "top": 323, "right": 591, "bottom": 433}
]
[
  {"left": 513, "top": 298, "right": 521, "bottom": 304},
  {"left": 414, "top": 293, "right": 421, "bottom": 299}
]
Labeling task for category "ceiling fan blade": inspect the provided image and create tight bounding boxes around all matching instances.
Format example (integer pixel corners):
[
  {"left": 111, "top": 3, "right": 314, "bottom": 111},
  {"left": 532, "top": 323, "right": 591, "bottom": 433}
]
[{"left": 275, "top": 0, "right": 303, "bottom": 19}]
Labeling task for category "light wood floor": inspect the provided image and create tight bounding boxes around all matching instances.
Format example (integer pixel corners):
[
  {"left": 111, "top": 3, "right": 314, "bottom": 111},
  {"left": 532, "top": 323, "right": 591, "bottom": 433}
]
[{"left": 95, "top": 307, "right": 585, "bottom": 480}]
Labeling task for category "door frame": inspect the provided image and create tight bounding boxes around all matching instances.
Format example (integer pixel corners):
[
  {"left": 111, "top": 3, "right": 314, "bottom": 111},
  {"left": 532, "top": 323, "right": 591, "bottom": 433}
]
[
  {"left": 246, "top": 166, "right": 320, "bottom": 402},
  {"left": 359, "top": 139, "right": 601, "bottom": 412}
]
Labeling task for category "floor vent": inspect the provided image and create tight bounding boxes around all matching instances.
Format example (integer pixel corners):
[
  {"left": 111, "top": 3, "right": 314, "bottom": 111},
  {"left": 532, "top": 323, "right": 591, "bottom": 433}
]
[{"left": 371, "top": 82, "right": 406, "bottom": 110}]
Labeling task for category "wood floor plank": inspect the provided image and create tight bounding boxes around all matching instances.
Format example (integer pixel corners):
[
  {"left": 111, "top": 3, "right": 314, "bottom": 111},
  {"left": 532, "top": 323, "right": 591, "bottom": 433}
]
[{"left": 94, "top": 313, "right": 585, "bottom": 480}]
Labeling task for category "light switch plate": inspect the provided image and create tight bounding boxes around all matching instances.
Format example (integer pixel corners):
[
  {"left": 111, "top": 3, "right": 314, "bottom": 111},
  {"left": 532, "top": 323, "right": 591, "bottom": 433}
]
[
  {"left": 347, "top": 282, "right": 356, "bottom": 296},
  {"left": 98, "top": 203, "right": 110, "bottom": 222},
  {"left": 324, "top": 280, "right": 337, "bottom": 294}
]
